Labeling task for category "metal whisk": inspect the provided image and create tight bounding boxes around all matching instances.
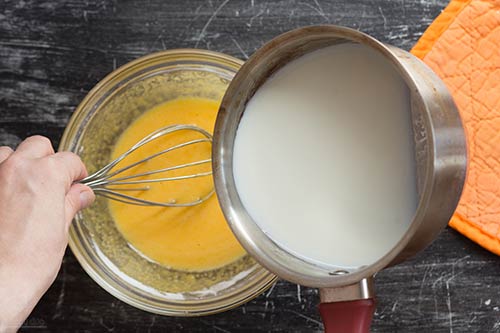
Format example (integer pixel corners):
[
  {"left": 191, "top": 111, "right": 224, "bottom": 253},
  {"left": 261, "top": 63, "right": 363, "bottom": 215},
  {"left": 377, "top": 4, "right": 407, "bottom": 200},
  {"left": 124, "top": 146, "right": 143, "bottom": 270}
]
[{"left": 80, "top": 124, "right": 214, "bottom": 207}]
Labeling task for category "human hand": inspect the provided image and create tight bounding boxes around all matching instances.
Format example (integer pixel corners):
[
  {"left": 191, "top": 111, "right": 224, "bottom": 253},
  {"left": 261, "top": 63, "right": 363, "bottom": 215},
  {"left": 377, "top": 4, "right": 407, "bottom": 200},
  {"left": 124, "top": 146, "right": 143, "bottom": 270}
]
[{"left": 0, "top": 136, "right": 95, "bottom": 332}]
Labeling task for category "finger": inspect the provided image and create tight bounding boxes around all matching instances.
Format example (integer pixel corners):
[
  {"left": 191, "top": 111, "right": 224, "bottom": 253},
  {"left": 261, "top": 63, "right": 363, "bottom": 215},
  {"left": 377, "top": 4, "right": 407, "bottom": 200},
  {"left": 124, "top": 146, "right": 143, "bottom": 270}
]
[
  {"left": 51, "top": 152, "right": 88, "bottom": 186},
  {"left": 14, "top": 135, "right": 55, "bottom": 159},
  {"left": 64, "top": 183, "right": 95, "bottom": 229},
  {"left": 0, "top": 146, "right": 14, "bottom": 164}
]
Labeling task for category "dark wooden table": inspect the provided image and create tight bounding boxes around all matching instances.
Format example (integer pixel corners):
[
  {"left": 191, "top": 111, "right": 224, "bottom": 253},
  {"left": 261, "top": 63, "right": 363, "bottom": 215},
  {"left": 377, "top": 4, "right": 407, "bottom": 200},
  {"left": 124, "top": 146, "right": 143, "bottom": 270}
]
[{"left": 1, "top": 0, "right": 499, "bottom": 331}]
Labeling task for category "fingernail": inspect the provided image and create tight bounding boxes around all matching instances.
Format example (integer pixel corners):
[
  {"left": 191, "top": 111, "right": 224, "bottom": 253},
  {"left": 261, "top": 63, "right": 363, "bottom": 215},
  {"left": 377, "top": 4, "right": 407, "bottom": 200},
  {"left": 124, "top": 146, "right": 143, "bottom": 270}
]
[{"left": 80, "top": 191, "right": 94, "bottom": 209}]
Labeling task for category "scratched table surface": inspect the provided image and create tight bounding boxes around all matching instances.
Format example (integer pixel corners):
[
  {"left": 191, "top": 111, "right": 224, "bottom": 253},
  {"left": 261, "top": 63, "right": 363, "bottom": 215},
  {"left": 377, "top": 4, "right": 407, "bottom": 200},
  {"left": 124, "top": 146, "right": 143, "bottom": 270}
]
[{"left": 1, "top": 0, "right": 499, "bottom": 332}]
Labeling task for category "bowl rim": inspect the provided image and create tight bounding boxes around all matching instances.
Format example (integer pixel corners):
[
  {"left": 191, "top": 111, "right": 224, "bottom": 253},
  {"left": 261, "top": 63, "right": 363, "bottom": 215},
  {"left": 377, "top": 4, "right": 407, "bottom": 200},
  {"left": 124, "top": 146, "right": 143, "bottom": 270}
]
[{"left": 59, "top": 48, "right": 278, "bottom": 316}]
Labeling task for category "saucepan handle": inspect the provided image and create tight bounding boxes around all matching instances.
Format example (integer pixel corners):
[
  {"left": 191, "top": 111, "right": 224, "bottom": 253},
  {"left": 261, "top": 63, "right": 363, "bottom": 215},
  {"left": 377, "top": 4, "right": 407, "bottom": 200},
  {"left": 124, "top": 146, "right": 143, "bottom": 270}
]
[
  {"left": 319, "top": 298, "right": 375, "bottom": 333},
  {"left": 318, "top": 278, "right": 375, "bottom": 333}
]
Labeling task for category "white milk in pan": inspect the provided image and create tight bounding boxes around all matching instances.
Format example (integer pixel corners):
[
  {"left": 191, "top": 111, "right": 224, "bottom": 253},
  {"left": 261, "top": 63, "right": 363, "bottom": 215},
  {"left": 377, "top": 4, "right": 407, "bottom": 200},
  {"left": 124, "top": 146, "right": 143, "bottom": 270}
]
[{"left": 233, "top": 43, "right": 418, "bottom": 269}]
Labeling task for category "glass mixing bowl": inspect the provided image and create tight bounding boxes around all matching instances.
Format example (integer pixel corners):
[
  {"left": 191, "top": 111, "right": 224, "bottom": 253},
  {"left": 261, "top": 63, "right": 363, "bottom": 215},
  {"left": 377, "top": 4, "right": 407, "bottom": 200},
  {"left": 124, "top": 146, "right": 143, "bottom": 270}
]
[{"left": 59, "top": 49, "right": 277, "bottom": 315}]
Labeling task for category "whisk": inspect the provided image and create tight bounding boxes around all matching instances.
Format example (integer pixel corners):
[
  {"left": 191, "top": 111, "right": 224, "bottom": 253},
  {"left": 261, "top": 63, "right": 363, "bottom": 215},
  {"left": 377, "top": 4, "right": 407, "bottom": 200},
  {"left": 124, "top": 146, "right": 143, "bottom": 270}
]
[{"left": 79, "top": 124, "right": 214, "bottom": 207}]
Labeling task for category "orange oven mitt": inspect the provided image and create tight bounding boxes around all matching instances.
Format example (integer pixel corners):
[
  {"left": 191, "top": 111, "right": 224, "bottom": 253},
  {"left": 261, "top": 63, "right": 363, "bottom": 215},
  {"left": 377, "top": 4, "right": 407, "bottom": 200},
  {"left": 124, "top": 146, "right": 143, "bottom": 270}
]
[{"left": 411, "top": 0, "right": 500, "bottom": 254}]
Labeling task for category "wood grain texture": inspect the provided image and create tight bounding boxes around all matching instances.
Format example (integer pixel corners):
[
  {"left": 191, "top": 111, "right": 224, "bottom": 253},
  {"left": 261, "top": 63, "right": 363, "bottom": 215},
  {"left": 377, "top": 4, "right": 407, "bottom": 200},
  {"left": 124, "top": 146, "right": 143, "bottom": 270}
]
[{"left": 1, "top": 0, "right": 499, "bottom": 332}]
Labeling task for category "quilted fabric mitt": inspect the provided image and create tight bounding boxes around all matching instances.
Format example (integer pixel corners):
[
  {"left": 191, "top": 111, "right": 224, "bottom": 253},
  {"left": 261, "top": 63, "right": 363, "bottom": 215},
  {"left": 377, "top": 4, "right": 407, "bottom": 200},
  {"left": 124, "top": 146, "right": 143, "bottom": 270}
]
[{"left": 412, "top": 0, "right": 500, "bottom": 254}]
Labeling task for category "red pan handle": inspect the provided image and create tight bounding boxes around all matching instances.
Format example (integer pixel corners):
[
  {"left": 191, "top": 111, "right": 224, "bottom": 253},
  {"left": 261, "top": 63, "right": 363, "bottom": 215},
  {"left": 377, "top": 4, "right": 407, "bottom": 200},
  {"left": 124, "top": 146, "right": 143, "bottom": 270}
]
[{"left": 319, "top": 298, "right": 375, "bottom": 333}]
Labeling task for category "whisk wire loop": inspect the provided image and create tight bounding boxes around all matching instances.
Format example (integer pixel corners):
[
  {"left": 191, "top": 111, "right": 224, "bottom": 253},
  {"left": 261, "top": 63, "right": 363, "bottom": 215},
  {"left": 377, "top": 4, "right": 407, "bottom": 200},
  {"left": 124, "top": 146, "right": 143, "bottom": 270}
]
[{"left": 80, "top": 124, "right": 214, "bottom": 207}]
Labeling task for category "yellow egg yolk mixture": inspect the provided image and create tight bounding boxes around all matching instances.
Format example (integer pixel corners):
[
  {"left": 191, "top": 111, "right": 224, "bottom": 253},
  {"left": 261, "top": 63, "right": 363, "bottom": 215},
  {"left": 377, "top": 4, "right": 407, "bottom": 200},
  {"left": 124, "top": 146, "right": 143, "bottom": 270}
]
[{"left": 108, "top": 98, "right": 245, "bottom": 272}]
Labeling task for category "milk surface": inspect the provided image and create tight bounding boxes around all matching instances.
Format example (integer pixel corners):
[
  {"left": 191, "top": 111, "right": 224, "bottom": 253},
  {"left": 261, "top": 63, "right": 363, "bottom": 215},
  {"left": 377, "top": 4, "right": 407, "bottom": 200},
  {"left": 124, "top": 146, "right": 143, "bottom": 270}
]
[{"left": 233, "top": 43, "right": 418, "bottom": 269}]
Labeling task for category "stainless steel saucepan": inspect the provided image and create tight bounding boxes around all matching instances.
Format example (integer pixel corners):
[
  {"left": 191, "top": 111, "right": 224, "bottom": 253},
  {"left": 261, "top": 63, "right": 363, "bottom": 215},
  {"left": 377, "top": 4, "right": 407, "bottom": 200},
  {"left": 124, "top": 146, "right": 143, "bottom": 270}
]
[{"left": 212, "top": 25, "right": 467, "bottom": 332}]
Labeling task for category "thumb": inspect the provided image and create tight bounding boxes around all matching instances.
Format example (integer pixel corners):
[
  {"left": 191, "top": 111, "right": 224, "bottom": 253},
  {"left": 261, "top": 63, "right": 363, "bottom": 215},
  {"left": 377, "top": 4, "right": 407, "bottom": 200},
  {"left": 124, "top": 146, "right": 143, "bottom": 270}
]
[{"left": 65, "top": 183, "right": 95, "bottom": 228}]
